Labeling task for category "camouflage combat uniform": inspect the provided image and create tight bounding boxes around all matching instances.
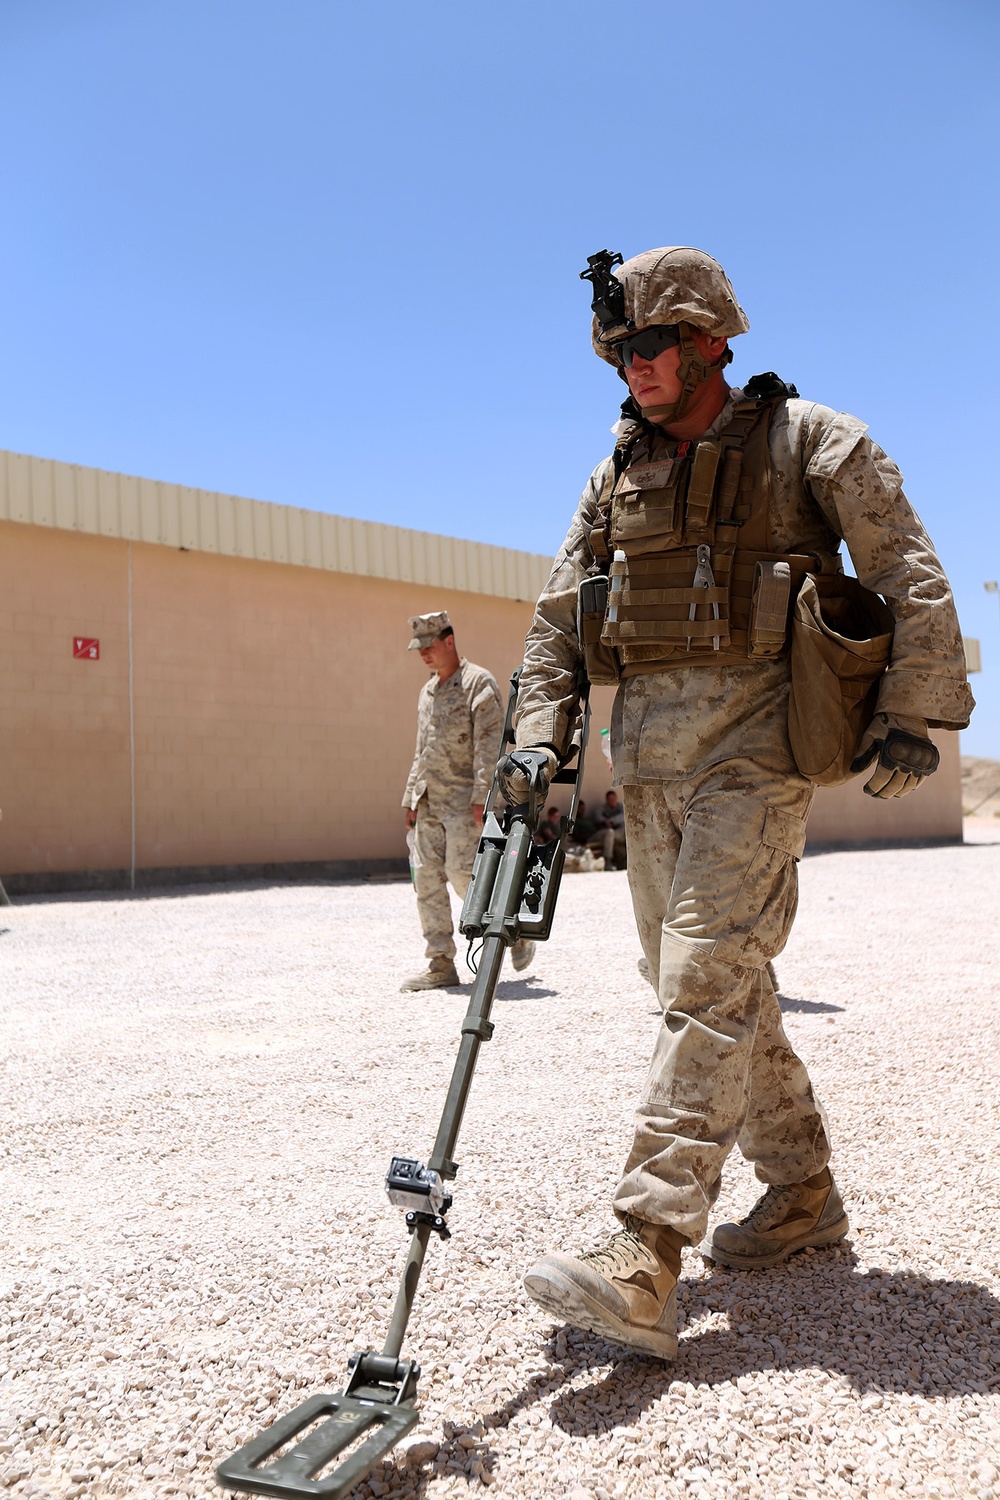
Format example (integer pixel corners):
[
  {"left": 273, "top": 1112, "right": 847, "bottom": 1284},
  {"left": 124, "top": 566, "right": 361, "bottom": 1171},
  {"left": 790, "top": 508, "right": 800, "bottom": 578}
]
[
  {"left": 515, "top": 390, "right": 973, "bottom": 1244},
  {"left": 404, "top": 659, "right": 504, "bottom": 965}
]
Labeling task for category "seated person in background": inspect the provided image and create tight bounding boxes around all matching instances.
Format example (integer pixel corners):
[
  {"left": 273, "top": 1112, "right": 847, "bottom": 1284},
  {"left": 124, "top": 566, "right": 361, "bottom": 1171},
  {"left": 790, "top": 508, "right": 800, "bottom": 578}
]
[
  {"left": 535, "top": 805, "right": 562, "bottom": 844},
  {"left": 590, "top": 789, "right": 627, "bottom": 870},
  {"left": 571, "top": 799, "right": 598, "bottom": 844}
]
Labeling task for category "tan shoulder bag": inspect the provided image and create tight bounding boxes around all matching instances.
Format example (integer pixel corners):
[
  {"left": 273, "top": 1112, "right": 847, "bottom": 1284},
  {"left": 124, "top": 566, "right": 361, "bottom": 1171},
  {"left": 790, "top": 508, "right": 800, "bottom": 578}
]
[{"left": 788, "top": 573, "right": 895, "bottom": 786}]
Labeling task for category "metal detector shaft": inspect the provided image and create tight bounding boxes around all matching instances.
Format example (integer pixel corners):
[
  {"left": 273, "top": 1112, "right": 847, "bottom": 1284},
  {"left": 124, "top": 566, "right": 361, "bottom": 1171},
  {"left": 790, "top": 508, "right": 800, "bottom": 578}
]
[
  {"left": 382, "top": 930, "right": 507, "bottom": 1359},
  {"left": 216, "top": 668, "right": 590, "bottom": 1500},
  {"left": 383, "top": 680, "right": 587, "bottom": 1358}
]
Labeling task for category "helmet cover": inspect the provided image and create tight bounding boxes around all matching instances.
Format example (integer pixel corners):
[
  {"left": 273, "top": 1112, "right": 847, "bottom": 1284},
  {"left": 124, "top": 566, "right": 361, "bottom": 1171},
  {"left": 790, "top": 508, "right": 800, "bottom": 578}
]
[{"left": 591, "top": 246, "right": 750, "bottom": 366}]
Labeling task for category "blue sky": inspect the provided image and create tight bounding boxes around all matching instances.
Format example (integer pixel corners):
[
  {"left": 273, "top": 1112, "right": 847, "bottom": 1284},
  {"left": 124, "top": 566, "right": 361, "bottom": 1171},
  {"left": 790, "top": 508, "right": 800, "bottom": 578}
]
[{"left": 2, "top": 0, "right": 998, "bottom": 754}]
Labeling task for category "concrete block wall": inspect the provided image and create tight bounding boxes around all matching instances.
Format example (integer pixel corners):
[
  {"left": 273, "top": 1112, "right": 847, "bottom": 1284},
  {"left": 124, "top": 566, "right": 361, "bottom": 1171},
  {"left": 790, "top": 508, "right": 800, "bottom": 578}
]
[
  {"left": 0, "top": 519, "right": 619, "bottom": 882},
  {"left": 0, "top": 517, "right": 964, "bottom": 888}
]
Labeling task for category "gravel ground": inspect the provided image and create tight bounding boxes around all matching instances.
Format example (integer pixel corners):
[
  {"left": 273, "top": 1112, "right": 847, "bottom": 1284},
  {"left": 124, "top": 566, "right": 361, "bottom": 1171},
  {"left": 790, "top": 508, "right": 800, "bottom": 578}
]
[{"left": 2, "top": 821, "right": 999, "bottom": 1500}]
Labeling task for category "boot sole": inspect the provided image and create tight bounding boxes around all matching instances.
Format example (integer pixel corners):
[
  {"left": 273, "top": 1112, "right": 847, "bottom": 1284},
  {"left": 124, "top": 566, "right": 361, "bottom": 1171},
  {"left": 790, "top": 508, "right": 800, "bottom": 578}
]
[
  {"left": 698, "top": 1211, "right": 850, "bottom": 1270},
  {"left": 523, "top": 1267, "right": 677, "bottom": 1360},
  {"left": 399, "top": 975, "right": 462, "bottom": 991}
]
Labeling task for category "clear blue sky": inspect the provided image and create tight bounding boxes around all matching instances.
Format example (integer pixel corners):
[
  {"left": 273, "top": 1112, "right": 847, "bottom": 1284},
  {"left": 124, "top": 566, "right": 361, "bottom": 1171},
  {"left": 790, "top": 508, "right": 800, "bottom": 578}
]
[{"left": 2, "top": 0, "right": 998, "bottom": 754}]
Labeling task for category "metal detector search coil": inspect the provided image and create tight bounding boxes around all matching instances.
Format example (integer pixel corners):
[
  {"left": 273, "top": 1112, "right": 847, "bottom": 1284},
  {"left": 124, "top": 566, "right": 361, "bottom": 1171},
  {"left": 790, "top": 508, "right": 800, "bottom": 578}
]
[{"left": 385, "top": 1157, "right": 448, "bottom": 1215}]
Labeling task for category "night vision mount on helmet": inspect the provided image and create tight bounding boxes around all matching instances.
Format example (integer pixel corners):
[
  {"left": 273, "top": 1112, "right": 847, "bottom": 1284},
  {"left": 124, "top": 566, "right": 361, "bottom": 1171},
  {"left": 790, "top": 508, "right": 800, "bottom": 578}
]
[{"left": 580, "top": 249, "right": 631, "bottom": 333}]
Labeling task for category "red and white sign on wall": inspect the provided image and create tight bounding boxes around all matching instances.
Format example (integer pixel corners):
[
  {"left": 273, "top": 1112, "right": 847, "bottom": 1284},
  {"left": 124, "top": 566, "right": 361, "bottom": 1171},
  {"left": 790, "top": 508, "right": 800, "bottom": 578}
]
[{"left": 73, "top": 637, "right": 100, "bottom": 660}]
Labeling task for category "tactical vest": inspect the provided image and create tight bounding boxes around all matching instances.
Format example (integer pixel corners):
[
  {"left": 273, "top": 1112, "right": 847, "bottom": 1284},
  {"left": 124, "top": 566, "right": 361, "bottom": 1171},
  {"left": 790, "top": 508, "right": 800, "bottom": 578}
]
[{"left": 588, "top": 393, "right": 831, "bottom": 678}]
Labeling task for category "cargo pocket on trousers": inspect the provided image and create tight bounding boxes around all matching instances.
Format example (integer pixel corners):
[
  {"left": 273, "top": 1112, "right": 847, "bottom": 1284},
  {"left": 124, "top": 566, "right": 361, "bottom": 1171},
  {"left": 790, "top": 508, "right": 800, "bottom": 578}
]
[{"left": 712, "top": 807, "right": 808, "bottom": 967}]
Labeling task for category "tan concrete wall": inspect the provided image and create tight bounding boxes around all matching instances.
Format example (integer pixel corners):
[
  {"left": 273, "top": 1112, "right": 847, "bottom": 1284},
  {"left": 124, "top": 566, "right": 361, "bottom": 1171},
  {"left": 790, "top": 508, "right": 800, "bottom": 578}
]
[
  {"left": 0, "top": 520, "right": 620, "bottom": 877},
  {"left": 128, "top": 541, "right": 551, "bottom": 869},
  {"left": 0, "top": 525, "right": 134, "bottom": 873},
  {"left": 0, "top": 518, "right": 963, "bottom": 882}
]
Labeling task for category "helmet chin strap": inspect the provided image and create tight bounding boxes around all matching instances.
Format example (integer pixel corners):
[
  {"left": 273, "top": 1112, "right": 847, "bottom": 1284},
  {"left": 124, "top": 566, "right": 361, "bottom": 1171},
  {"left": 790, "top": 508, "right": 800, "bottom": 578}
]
[{"left": 630, "top": 326, "right": 733, "bottom": 424}]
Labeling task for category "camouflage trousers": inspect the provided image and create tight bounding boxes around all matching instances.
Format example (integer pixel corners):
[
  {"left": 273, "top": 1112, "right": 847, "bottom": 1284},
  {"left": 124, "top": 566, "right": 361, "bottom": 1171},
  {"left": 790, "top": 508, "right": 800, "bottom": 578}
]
[
  {"left": 411, "top": 795, "right": 481, "bottom": 963},
  {"left": 613, "top": 763, "right": 831, "bottom": 1244}
]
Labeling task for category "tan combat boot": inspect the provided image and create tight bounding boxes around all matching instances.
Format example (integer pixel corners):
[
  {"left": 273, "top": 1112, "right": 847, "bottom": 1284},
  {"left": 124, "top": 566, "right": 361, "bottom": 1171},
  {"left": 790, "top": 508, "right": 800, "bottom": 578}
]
[
  {"left": 399, "top": 958, "right": 461, "bottom": 992},
  {"left": 523, "top": 1219, "right": 682, "bottom": 1359},
  {"left": 700, "top": 1168, "right": 849, "bottom": 1269},
  {"left": 510, "top": 939, "right": 536, "bottom": 973}
]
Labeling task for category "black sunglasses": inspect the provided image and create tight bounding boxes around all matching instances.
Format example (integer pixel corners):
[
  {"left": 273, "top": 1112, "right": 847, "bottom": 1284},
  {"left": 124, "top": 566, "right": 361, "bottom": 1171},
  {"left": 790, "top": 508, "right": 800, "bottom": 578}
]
[{"left": 614, "top": 324, "right": 682, "bottom": 368}]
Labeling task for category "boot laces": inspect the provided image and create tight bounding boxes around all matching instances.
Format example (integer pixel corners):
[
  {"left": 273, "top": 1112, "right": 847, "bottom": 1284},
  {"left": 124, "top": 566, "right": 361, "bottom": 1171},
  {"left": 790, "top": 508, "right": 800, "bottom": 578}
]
[
  {"left": 580, "top": 1228, "right": 646, "bottom": 1277},
  {"left": 740, "top": 1184, "right": 794, "bottom": 1230}
]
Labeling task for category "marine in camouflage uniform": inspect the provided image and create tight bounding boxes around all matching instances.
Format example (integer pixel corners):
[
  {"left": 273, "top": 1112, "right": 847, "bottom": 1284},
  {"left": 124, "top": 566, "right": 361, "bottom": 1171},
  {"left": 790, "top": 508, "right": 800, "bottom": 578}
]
[
  {"left": 402, "top": 611, "right": 535, "bottom": 991},
  {"left": 507, "top": 247, "right": 973, "bottom": 1359}
]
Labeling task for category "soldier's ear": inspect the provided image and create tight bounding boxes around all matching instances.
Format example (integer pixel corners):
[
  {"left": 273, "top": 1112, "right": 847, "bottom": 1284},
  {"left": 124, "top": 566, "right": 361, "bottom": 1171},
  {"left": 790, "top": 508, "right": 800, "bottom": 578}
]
[{"left": 703, "top": 332, "right": 730, "bottom": 363}]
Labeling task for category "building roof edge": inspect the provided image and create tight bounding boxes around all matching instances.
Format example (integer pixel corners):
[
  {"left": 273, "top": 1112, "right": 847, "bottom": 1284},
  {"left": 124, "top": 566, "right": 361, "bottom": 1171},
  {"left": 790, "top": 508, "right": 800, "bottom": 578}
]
[{"left": 0, "top": 447, "right": 553, "bottom": 603}]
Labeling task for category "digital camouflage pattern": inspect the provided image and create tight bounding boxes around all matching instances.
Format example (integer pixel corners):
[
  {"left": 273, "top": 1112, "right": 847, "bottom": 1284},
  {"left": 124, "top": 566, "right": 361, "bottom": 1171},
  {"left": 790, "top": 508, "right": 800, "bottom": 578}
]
[
  {"left": 614, "top": 768, "right": 829, "bottom": 1243},
  {"left": 515, "top": 390, "right": 974, "bottom": 758},
  {"left": 592, "top": 246, "right": 750, "bottom": 366},
  {"left": 514, "top": 385, "right": 972, "bottom": 1241},
  {"left": 407, "top": 610, "right": 452, "bottom": 650},
  {"left": 410, "top": 798, "right": 482, "bottom": 964},
  {"left": 404, "top": 659, "right": 503, "bottom": 809},
  {"left": 404, "top": 658, "right": 503, "bottom": 962}
]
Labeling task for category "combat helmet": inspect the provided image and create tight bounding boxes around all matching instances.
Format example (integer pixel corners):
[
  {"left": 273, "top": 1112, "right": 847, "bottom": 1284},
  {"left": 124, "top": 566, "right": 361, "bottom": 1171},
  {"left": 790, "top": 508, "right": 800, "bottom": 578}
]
[{"left": 581, "top": 246, "right": 749, "bottom": 422}]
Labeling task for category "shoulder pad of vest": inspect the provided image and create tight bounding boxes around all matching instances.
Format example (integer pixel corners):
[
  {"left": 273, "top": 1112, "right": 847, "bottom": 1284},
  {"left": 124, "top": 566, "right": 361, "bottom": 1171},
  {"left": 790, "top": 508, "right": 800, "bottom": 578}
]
[
  {"left": 614, "top": 421, "right": 643, "bottom": 451},
  {"left": 744, "top": 371, "right": 800, "bottom": 402},
  {"left": 613, "top": 405, "right": 644, "bottom": 454}
]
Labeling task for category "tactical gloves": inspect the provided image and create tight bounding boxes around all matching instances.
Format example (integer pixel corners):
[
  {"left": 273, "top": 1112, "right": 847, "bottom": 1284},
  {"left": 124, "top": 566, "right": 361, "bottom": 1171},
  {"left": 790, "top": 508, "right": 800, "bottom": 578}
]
[
  {"left": 499, "top": 746, "right": 558, "bottom": 806},
  {"left": 850, "top": 712, "right": 940, "bottom": 799}
]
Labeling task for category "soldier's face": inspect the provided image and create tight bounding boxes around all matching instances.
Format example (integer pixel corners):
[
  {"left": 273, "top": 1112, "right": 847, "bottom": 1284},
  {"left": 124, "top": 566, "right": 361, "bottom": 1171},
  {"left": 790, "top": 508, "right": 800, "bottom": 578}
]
[
  {"left": 623, "top": 341, "right": 685, "bottom": 408},
  {"left": 419, "top": 636, "right": 457, "bottom": 673},
  {"left": 623, "top": 328, "right": 729, "bottom": 415}
]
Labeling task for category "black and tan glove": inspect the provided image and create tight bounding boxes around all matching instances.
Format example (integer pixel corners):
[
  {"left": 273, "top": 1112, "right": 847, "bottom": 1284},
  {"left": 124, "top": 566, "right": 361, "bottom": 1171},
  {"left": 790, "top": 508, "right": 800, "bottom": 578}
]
[
  {"left": 499, "top": 746, "right": 558, "bottom": 807},
  {"left": 850, "top": 712, "right": 940, "bottom": 799}
]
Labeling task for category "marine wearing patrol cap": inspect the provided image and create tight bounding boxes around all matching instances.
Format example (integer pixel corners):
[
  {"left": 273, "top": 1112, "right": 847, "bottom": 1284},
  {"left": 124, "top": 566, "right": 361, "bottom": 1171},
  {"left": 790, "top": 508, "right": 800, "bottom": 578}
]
[{"left": 407, "top": 610, "right": 452, "bottom": 651}]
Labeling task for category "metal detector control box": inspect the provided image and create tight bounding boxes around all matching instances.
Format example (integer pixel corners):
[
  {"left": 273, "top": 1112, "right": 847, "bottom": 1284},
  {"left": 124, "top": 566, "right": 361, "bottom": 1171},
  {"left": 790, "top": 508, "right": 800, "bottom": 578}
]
[{"left": 385, "top": 1157, "right": 448, "bottom": 1215}]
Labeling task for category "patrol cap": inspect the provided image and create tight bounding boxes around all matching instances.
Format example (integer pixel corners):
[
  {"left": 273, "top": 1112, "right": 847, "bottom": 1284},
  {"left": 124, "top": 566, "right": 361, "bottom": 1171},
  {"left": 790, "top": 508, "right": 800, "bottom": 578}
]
[
  {"left": 407, "top": 610, "right": 452, "bottom": 650},
  {"left": 592, "top": 246, "right": 750, "bottom": 366}
]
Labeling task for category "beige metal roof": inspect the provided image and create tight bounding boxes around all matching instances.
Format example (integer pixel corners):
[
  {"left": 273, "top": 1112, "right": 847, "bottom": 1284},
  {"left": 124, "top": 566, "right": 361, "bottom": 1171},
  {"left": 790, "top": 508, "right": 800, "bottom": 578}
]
[{"left": 0, "top": 447, "right": 554, "bottom": 603}]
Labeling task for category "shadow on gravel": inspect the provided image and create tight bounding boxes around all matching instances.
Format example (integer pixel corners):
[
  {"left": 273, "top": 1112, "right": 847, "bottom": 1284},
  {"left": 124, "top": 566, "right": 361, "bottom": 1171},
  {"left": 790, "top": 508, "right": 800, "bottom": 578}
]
[
  {"left": 511, "top": 1252, "right": 1000, "bottom": 1438},
  {"left": 776, "top": 993, "right": 845, "bottom": 1014},
  {"left": 353, "top": 1257, "right": 1000, "bottom": 1492},
  {"left": 450, "top": 978, "right": 560, "bottom": 1002}
]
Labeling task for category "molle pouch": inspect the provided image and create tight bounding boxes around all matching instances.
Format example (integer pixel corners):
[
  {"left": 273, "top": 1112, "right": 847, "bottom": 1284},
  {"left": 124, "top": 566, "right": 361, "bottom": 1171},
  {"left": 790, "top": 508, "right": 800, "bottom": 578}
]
[
  {"left": 684, "top": 440, "right": 722, "bottom": 535},
  {"left": 577, "top": 574, "right": 620, "bottom": 686},
  {"left": 788, "top": 573, "right": 895, "bottom": 786},
  {"left": 604, "top": 544, "right": 734, "bottom": 654},
  {"left": 610, "top": 459, "right": 683, "bottom": 550},
  {"left": 749, "top": 560, "right": 792, "bottom": 658}
]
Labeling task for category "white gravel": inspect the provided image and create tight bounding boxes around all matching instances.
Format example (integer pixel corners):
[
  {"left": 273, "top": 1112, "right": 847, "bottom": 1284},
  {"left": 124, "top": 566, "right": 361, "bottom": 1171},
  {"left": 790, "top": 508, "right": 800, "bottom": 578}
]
[{"left": 2, "top": 821, "right": 999, "bottom": 1500}]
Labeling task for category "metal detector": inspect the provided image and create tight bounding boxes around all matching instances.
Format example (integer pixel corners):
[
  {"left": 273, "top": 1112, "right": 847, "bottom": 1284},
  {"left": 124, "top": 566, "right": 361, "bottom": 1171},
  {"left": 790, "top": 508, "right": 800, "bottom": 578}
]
[{"left": 217, "top": 667, "right": 590, "bottom": 1499}]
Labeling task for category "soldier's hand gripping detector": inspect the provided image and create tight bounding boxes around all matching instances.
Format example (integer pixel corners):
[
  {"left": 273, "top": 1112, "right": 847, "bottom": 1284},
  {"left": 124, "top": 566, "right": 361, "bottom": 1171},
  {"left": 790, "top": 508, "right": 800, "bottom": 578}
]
[{"left": 216, "top": 667, "right": 591, "bottom": 1500}]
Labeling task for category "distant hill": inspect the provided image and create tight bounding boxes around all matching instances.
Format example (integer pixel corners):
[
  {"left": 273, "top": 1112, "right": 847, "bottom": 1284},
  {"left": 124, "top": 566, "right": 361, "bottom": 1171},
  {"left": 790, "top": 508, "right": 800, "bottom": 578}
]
[{"left": 961, "top": 757, "right": 1000, "bottom": 817}]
